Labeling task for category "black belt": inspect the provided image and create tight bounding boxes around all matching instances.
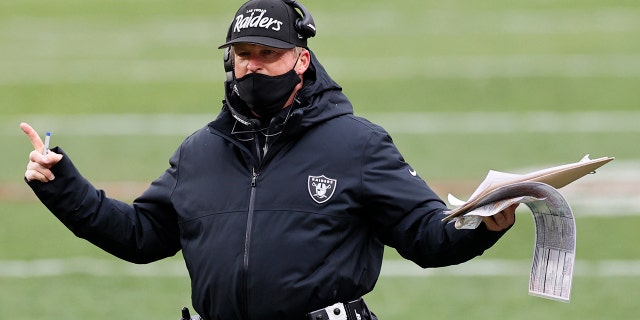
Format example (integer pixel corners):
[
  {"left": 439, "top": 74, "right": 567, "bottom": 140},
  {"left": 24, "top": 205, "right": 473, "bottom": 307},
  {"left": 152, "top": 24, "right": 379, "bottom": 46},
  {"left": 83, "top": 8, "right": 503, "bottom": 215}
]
[
  {"left": 306, "top": 298, "right": 376, "bottom": 320},
  {"left": 180, "top": 298, "right": 376, "bottom": 320}
]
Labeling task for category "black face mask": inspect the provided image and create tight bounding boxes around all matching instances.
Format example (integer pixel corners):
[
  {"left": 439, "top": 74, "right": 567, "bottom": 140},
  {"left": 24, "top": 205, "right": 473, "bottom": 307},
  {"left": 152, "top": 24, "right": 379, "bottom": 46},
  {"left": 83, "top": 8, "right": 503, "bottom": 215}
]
[{"left": 234, "top": 69, "right": 301, "bottom": 118}]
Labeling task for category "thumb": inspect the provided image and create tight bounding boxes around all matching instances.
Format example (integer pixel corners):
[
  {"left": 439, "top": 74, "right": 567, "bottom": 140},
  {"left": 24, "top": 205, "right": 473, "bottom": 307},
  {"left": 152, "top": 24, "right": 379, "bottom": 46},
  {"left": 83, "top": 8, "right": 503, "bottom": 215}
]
[{"left": 43, "top": 150, "right": 64, "bottom": 166}]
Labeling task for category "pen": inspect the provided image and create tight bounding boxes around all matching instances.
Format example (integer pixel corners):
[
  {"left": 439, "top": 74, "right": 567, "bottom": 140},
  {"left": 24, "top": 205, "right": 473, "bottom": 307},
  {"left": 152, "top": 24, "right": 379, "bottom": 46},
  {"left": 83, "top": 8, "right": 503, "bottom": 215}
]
[{"left": 43, "top": 131, "right": 51, "bottom": 156}]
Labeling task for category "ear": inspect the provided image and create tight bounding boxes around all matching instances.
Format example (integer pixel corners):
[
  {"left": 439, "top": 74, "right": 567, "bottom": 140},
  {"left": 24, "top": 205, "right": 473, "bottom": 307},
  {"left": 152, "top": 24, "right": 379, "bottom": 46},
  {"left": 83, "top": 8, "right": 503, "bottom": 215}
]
[{"left": 295, "top": 49, "right": 311, "bottom": 75}]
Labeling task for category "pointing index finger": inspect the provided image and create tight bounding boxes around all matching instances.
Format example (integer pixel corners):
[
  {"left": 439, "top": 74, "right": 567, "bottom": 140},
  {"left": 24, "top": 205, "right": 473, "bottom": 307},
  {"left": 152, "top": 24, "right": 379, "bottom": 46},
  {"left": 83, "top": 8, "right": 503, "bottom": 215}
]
[{"left": 20, "top": 122, "right": 44, "bottom": 152}]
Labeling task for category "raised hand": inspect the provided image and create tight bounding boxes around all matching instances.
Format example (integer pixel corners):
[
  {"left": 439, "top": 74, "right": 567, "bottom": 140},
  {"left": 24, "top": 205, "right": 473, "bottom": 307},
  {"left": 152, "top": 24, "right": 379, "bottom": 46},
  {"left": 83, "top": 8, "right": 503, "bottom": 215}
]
[{"left": 20, "top": 122, "right": 64, "bottom": 182}]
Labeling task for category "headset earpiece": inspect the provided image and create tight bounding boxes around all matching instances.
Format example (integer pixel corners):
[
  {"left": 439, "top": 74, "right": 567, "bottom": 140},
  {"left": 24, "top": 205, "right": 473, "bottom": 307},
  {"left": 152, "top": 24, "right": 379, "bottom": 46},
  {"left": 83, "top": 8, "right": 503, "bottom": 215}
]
[
  {"left": 283, "top": 0, "right": 316, "bottom": 39},
  {"left": 223, "top": 47, "right": 234, "bottom": 82}
]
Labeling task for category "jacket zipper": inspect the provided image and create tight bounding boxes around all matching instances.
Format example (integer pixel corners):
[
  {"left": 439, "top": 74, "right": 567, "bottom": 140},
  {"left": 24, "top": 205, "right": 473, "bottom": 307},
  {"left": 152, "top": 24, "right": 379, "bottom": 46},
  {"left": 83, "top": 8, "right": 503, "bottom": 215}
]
[
  {"left": 241, "top": 168, "right": 258, "bottom": 319},
  {"left": 242, "top": 118, "right": 282, "bottom": 319},
  {"left": 242, "top": 136, "right": 262, "bottom": 320}
]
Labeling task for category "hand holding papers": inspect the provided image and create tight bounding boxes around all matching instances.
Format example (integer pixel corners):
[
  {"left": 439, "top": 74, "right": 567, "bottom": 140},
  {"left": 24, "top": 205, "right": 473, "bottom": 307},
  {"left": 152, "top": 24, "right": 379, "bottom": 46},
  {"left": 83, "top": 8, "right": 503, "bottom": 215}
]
[
  {"left": 443, "top": 154, "right": 614, "bottom": 222},
  {"left": 444, "top": 155, "right": 614, "bottom": 302}
]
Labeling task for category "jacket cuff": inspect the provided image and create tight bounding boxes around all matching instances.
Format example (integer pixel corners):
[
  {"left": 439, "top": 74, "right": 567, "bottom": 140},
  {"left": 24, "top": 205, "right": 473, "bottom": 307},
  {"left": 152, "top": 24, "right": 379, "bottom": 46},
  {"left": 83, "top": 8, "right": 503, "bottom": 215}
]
[{"left": 25, "top": 147, "right": 91, "bottom": 219}]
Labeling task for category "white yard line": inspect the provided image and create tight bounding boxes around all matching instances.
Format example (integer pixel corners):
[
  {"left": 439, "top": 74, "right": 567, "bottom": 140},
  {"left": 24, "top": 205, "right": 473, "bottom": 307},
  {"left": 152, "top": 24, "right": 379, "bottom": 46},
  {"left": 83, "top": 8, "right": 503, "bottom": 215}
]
[
  {"left": 315, "top": 7, "right": 640, "bottom": 36},
  {"left": 1, "top": 258, "right": 639, "bottom": 278},
  {"left": 1, "top": 54, "right": 639, "bottom": 84},
  {"left": 5, "top": 111, "right": 640, "bottom": 136},
  {"left": 324, "top": 54, "right": 640, "bottom": 80},
  {"left": 381, "top": 259, "right": 640, "bottom": 277}
]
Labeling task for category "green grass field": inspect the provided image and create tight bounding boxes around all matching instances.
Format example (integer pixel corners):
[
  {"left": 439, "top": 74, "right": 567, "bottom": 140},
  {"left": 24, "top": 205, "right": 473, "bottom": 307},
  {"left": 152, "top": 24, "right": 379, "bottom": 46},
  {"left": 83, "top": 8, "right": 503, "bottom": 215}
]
[{"left": 1, "top": 0, "right": 639, "bottom": 319}]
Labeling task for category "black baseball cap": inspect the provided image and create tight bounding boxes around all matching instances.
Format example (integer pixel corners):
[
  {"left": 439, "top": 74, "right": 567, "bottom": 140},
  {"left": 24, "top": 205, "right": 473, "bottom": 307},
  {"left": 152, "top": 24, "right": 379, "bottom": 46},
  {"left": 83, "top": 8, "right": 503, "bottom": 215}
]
[{"left": 218, "top": 0, "right": 308, "bottom": 49}]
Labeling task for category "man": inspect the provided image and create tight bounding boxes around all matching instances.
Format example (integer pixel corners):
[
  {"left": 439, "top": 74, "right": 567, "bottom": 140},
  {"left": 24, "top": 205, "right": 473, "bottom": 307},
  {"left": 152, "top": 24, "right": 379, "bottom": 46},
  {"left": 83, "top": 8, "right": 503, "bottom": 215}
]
[{"left": 21, "top": 0, "right": 516, "bottom": 319}]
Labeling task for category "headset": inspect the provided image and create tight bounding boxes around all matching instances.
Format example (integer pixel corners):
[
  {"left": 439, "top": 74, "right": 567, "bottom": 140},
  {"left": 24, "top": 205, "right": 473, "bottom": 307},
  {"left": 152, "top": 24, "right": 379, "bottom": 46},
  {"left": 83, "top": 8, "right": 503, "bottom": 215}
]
[{"left": 222, "top": 0, "right": 315, "bottom": 128}]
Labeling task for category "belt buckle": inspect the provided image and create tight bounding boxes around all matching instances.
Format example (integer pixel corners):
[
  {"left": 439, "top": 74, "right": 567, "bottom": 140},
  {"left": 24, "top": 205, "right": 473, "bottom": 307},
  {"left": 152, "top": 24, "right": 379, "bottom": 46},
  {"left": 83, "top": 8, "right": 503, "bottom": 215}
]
[
  {"left": 307, "top": 298, "right": 368, "bottom": 320},
  {"left": 306, "top": 302, "right": 348, "bottom": 320}
]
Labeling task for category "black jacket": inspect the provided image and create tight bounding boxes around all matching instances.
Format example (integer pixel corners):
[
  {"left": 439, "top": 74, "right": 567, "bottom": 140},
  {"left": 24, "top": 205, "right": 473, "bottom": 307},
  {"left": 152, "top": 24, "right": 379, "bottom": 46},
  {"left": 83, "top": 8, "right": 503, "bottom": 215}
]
[{"left": 28, "top": 52, "right": 505, "bottom": 320}]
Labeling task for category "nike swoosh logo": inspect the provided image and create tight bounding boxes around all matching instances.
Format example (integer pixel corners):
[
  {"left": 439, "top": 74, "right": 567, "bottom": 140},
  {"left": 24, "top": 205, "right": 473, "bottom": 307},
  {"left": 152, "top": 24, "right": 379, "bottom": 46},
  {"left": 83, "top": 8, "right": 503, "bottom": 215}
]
[{"left": 409, "top": 169, "right": 417, "bottom": 176}]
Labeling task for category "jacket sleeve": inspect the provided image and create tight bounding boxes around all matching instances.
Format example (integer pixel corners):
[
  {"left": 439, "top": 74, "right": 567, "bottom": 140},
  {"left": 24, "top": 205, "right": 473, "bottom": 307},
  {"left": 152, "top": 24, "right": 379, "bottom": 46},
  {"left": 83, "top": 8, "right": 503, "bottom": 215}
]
[
  {"left": 26, "top": 146, "right": 182, "bottom": 264},
  {"left": 360, "top": 129, "right": 507, "bottom": 268}
]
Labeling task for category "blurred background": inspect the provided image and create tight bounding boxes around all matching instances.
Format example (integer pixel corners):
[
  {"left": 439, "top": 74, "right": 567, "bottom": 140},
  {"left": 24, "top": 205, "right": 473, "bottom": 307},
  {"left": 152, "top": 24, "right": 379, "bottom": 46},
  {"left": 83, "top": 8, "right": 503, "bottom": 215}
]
[{"left": 1, "top": 0, "right": 639, "bottom": 319}]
